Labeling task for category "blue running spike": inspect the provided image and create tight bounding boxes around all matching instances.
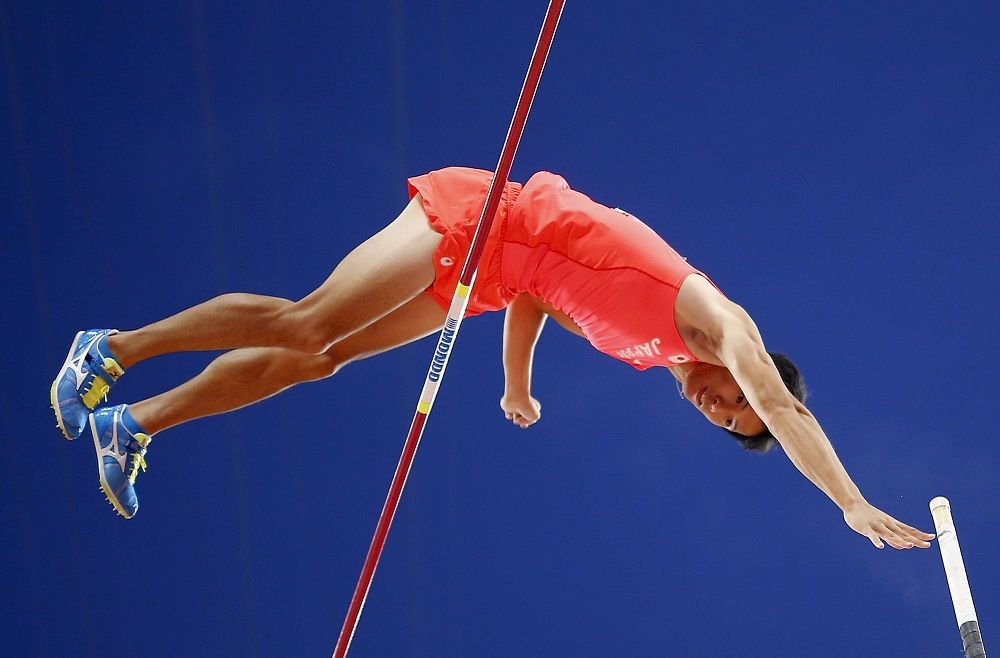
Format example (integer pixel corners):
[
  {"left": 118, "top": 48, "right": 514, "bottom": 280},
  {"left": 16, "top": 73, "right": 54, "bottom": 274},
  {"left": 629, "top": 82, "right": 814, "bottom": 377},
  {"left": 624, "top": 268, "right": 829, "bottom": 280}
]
[
  {"left": 50, "top": 329, "right": 124, "bottom": 439},
  {"left": 90, "top": 405, "right": 152, "bottom": 519}
]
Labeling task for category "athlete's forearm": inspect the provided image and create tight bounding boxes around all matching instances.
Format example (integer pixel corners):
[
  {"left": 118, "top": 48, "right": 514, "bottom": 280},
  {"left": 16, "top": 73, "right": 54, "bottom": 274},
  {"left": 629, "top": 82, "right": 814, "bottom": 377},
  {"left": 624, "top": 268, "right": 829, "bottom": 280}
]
[
  {"left": 502, "top": 294, "right": 547, "bottom": 393},
  {"left": 710, "top": 307, "right": 867, "bottom": 512},
  {"left": 768, "top": 405, "right": 866, "bottom": 511}
]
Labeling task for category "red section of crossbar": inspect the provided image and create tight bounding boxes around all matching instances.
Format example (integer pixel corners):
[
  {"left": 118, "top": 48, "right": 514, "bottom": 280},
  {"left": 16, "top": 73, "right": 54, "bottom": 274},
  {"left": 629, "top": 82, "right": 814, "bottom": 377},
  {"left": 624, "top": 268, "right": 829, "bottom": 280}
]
[{"left": 332, "top": 2, "right": 565, "bottom": 657}]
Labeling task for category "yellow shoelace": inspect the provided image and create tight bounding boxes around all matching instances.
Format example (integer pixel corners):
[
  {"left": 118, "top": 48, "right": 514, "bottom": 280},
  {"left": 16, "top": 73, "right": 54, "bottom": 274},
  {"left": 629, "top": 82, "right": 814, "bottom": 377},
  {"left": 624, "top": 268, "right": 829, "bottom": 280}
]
[
  {"left": 80, "top": 358, "right": 125, "bottom": 409},
  {"left": 127, "top": 433, "right": 152, "bottom": 486},
  {"left": 81, "top": 376, "right": 111, "bottom": 410}
]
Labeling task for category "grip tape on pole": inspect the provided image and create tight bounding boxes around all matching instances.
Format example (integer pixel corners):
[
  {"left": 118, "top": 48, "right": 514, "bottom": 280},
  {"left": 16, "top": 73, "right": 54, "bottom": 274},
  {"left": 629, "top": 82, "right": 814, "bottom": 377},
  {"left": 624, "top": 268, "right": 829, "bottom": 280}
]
[
  {"left": 962, "top": 621, "right": 987, "bottom": 658},
  {"left": 931, "top": 497, "right": 987, "bottom": 658}
]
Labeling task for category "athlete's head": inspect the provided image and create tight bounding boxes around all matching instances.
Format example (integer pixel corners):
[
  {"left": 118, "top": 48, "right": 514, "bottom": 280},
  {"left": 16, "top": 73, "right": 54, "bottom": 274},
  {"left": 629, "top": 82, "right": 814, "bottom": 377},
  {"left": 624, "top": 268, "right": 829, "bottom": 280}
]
[{"left": 680, "top": 352, "right": 807, "bottom": 453}]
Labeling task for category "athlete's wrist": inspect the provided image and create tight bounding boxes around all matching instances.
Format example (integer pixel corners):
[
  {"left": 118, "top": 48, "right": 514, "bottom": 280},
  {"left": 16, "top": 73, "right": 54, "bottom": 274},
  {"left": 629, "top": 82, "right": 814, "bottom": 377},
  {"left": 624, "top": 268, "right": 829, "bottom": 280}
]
[
  {"left": 503, "top": 381, "right": 531, "bottom": 398},
  {"left": 836, "top": 494, "right": 868, "bottom": 513},
  {"left": 502, "top": 369, "right": 531, "bottom": 394}
]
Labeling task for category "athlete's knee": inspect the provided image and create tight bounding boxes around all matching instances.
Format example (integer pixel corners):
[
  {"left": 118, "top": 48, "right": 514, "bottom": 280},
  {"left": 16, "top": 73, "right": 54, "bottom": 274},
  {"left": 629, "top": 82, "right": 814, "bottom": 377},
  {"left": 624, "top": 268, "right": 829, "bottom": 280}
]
[
  {"left": 277, "top": 349, "right": 341, "bottom": 384},
  {"left": 271, "top": 304, "right": 350, "bottom": 354},
  {"left": 320, "top": 339, "right": 364, "bottom": 375},
  {"left": 307, "top": 350, "right": 343, "bottom": 380},
  {"left": 243, "top": 348, "right": 338, "bottom": 386}
]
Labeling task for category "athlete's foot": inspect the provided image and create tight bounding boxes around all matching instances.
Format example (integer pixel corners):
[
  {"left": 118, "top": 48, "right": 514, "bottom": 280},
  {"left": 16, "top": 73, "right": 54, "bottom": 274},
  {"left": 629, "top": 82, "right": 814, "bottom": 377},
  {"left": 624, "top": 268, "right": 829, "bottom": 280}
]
[
  {"left": 50, "top": 329, "right": 125, "bottom": 439},
  {"left": 89, "top": 404, "right": 152, "bottom": 519}
]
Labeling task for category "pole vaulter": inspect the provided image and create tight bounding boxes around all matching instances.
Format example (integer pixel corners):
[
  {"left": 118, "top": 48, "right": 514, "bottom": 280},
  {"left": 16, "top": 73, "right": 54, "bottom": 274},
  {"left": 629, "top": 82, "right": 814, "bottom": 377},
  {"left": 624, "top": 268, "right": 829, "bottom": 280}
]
[
  {"left": 45, "top": 0, "right": 935, "bottom": 652},
  {"left": 331, "top": 2, "right": 567, "bottom": 655}
]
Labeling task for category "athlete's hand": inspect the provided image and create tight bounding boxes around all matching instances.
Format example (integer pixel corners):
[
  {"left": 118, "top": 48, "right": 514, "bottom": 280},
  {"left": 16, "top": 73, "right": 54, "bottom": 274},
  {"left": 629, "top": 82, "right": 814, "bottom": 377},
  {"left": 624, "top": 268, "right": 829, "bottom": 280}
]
[
  {"left": 842, "top": 501, "right": 935, "bottom": 549},
  {"left": 500, "top": 391, "right": 541, "bottom": 429}
]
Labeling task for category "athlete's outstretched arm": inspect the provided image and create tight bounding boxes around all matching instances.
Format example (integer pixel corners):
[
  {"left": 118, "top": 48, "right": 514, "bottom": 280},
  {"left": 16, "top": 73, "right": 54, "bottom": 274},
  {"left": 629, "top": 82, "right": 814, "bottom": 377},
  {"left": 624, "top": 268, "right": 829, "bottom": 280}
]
[
  {"left": 500, "top": 294, "right": 546, "bottom": 428},
  {"left": 711, "top": 304, "right": 935, "bottom": 550}
]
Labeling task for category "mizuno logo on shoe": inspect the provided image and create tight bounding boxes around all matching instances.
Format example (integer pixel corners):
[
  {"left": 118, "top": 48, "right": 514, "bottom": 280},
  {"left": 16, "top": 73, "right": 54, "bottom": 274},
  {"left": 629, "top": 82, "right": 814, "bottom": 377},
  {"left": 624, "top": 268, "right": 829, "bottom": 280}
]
[
  {"left": 96, "top": 409, "right": 127, "bottom": 472},
  {"left": 69, "top": 333, "right": 103, "bottom": 389}
]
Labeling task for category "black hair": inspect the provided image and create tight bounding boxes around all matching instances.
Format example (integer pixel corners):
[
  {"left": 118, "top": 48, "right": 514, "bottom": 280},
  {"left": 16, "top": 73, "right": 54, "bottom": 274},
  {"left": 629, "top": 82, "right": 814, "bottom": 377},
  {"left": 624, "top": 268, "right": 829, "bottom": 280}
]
[{"left": 725, "top": 352, "right": 807, "bottom": 454}]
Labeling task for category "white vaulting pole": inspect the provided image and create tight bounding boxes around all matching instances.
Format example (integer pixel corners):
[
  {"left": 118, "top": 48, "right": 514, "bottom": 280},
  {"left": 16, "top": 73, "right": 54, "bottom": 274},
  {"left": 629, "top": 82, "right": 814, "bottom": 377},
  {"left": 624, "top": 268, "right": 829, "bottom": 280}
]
[{"left": 930, "top": 497, "right": 987, "bottom": 658}]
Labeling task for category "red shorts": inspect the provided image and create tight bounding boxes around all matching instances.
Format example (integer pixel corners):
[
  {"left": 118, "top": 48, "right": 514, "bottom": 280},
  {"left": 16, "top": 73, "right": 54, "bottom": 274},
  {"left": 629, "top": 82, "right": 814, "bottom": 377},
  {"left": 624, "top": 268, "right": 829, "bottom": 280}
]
[{"left": 407, "top": 168, "right": 521, "bottom": 316}]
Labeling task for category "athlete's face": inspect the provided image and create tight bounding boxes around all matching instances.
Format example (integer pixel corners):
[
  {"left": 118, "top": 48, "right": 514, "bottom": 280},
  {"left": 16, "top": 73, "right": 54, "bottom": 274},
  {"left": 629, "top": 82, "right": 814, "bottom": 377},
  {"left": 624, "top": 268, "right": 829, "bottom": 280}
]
[{"left": 681, "top": 364, "right": 767, "bottom": 437}]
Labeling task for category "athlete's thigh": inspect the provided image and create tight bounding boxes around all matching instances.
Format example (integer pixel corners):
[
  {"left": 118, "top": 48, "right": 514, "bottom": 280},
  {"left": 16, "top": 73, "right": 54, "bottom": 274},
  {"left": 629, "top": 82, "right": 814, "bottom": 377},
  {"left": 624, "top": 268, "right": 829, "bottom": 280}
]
[
  {"left": 294, "top": 194, "right": 442, "bottom": 337},
  {"left": 326, "top": 293, "right": 446, "bottom": 365}
]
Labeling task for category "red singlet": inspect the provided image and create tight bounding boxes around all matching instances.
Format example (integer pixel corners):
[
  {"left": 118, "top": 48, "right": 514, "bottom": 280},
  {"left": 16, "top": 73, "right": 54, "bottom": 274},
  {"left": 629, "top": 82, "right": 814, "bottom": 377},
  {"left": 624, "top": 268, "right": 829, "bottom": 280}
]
[{"left": 408, "top": 167, "right": 719, "bottom": 371}]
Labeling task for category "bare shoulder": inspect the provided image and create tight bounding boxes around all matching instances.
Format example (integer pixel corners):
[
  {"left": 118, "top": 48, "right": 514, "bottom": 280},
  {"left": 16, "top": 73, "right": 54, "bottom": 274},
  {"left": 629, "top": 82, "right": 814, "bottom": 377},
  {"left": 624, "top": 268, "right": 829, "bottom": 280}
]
[
  {"left": 674, "top": 274, "right": 749, "bottom": 362},
  {"left": 675, "top": 274, "right": 741, "bottom": 330}
]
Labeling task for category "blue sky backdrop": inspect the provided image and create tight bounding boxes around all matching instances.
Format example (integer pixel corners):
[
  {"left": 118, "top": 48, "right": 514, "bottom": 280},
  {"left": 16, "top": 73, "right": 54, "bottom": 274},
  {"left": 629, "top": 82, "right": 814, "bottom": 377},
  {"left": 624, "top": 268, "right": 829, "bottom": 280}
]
[{"left": 2, "top": 1, "right": 998, "bottom": 656}]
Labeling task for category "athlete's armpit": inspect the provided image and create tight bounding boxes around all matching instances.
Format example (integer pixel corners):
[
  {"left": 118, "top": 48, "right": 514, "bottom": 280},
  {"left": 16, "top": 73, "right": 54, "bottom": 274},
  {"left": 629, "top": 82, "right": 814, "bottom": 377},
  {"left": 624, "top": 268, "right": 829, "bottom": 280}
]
[{"left": 530, "top": 297, "right": 585, "bottom": 337}]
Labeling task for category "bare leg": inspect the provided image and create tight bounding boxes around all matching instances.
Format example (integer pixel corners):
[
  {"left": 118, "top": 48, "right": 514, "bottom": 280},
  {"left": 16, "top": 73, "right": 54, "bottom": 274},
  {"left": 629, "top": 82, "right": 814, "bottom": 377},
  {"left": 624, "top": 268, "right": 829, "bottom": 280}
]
[
  {"left": 107, "top": 194, "right": 441, "bottom": 368},
  {"left": 129, "top": 294, "right": 446, "bottom": 434}
]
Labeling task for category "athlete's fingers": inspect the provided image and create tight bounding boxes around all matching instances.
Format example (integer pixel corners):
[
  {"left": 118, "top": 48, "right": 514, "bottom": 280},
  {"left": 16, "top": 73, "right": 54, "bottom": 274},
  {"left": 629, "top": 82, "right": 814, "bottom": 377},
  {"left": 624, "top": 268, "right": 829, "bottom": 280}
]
[
  {"left": 879, "top": 524, "right": 912, "bottom": 549},
  {"left": 514, "top": 412, "right": 537, "bottom": 428},
  {"left": 887, "top": 519, "right": 917, "bottom": 538},
  {"left": 866, "top": 531, "right": 885, "bottom": 549},
  {"left": 883, "top": 512, "right": 934, "bottom": 539},
  {"left": 883, "top": 536, "right": 912, "bottom": 550},
  {"left": 891, "top": 519, "right": 935, "bottom": 543},
  {"left": 890, "top": 521, "right": 932, "bottom": 547},
  {"left": 878, "top": 524, "right": 909, "bottom": 548}
]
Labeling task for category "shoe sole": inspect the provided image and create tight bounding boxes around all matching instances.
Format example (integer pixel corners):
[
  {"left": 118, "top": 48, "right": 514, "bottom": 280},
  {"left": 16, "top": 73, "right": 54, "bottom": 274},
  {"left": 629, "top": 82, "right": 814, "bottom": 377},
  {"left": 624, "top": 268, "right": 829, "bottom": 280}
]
[
  {"left": 50, "top": 330, "right": 84, "bottom": 440},
  {"left": 89, "top": 412, "right": 133, "bottom": 519}
]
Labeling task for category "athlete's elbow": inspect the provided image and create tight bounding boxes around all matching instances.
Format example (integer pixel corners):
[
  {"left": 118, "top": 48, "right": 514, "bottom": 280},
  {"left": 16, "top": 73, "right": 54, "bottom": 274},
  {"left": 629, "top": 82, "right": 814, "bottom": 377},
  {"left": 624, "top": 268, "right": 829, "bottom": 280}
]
[{"left": 759, "top": 398, "right": 799, "bottom": 427}]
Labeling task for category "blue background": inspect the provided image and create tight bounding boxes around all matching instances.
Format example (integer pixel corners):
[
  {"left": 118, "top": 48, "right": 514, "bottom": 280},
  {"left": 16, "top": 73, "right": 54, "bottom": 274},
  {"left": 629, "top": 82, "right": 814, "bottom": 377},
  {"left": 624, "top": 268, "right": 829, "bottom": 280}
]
[{"left": 2, "top": 1, "right": 998, "bottom": 656}]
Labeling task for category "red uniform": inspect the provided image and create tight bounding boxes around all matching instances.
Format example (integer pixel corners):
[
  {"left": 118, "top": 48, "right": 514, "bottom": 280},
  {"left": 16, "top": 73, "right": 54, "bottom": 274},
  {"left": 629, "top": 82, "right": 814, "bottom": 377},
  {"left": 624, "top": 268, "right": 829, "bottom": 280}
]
[{"left": 408, "top": 167, "right": 719, "bottom": 371}]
